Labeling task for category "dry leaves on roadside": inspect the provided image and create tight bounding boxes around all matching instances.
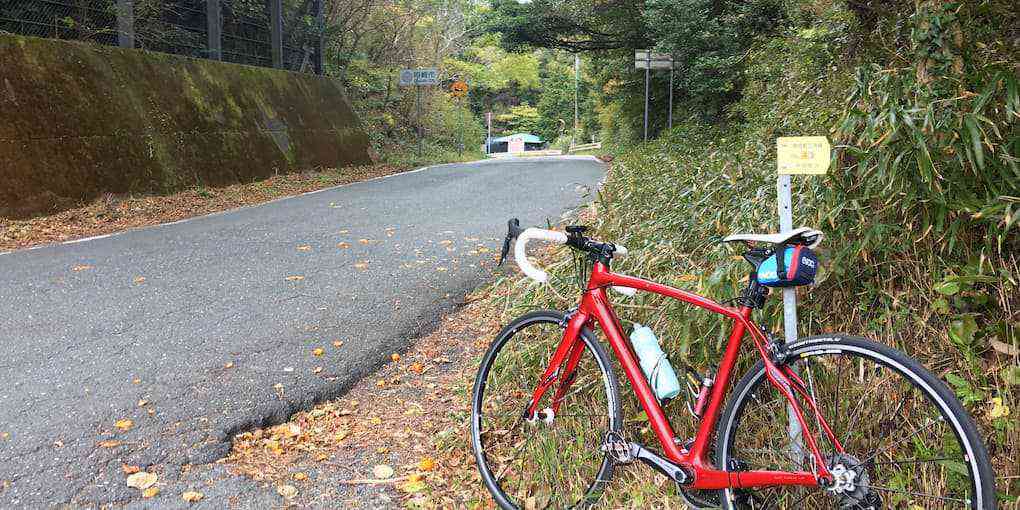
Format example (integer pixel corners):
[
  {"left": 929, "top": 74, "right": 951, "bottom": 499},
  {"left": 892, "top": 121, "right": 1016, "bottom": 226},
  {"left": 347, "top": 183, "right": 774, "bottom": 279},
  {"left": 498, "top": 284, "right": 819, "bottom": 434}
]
[
  {"left": 126, "top": 471, "right": 157, "bottom": 490},
  {"left": 114, "top": 419, "right": 133, "bottom": 432},
  {"left": 182, "top": 490, "right": 204, "bottom": 502},
  {"left": 372, "top": 464, "right": 394, "bottom": 479}
]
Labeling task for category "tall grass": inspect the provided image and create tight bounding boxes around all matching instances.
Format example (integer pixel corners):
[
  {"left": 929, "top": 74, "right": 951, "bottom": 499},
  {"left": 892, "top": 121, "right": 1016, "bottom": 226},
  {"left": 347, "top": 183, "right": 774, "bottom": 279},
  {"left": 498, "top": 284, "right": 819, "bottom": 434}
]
[{"left": 484, "top": 0, "right": 1018, "bottom": 504}]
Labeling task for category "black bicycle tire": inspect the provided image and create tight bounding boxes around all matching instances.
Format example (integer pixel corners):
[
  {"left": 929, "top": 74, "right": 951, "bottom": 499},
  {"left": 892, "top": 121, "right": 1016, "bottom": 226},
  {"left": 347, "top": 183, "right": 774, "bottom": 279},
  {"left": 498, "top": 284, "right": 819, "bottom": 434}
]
[
  {"left": 715, "top": 334, "right": 997, "bottom": 509},
  {"left": 471, "top": 310, "right": 623, "bottom": 510}
]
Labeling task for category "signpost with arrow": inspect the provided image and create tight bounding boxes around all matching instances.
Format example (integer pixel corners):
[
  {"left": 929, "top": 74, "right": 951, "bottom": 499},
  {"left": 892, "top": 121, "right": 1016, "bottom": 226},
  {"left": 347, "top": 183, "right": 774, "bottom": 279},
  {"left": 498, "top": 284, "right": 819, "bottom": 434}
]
[{"left": 634, "top": 50, "right": 674, "bottom": 141}]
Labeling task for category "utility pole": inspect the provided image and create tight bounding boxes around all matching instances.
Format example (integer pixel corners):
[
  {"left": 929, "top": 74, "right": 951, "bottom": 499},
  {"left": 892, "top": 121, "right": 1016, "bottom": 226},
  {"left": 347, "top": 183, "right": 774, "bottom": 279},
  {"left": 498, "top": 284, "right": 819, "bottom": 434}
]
[
  {"left": 573, "top": 54, "right": 580, "bottom": 148},
  {"left": 486, "top": 112, "right": 492, "bottom": 155},
  {"left": 668, "top": 65, "right": 674, "bottom": 131},
  {"left": 643, "top": 63, "right": 649, "bottom": 141}
]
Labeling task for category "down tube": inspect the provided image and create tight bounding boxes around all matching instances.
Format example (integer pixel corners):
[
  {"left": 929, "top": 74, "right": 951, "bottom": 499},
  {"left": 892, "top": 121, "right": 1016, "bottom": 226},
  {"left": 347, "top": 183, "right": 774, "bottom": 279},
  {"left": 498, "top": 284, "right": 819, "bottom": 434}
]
[{"left": 585, "top": 288, "right": 687, "bottom": 462}]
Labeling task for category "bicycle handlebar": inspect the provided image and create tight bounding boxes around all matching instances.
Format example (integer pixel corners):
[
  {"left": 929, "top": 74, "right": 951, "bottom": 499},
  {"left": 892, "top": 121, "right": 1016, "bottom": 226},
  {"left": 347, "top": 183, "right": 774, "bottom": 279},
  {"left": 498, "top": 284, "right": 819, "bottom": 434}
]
[
  {"left": 513, "top": 227, "right": 635, "bottom": 296},
  {"left": 514, "top": 228, "right": 567, "bottom": 283}
]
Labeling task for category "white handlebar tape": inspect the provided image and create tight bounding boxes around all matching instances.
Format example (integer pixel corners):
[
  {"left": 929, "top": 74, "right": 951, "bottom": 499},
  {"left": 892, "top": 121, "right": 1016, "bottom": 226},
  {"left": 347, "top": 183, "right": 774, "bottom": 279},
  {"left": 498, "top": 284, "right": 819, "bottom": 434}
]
[{"left": 514, "top": 228, "right": 568, "bottom": 283}]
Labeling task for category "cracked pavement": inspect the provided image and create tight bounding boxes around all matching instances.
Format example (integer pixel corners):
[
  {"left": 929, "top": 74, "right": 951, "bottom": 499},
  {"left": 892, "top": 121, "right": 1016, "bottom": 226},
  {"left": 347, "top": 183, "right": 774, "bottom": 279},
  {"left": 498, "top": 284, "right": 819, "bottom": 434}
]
[{"left": 0, "top": 156, "right": 606, "bottom": 508}]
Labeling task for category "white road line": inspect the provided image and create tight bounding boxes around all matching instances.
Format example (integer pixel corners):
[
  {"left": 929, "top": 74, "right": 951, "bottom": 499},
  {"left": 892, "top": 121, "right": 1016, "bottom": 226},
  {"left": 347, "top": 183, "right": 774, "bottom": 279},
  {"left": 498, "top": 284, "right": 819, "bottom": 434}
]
[{"left": 0, "top": 160, "right": 489, "bottom": 256}]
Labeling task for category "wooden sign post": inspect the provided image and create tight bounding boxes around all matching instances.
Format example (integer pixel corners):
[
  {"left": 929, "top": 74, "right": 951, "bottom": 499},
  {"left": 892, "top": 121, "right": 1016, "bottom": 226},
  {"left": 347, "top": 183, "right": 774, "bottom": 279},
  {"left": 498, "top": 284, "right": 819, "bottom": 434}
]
[{"left": 775, "top": 135, "right": 831, "bottom": 463}]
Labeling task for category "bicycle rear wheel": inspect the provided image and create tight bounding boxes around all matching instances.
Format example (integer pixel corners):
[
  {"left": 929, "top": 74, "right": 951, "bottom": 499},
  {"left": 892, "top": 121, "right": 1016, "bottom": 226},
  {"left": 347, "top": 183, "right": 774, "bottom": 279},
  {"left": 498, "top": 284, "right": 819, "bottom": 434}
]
[
  {"left": 471, "top": 310, "right": 622, "bottom": 509},
  {"left": 716, "top": 335, "right": 996, "bottom": 509}
]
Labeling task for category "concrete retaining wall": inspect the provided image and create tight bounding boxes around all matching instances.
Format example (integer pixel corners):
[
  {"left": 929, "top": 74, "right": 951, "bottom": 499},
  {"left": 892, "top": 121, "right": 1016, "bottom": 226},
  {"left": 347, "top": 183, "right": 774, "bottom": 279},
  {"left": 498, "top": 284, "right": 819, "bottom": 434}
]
[{"left": 0, "top": 34, "right": 372, "bottom": 218}]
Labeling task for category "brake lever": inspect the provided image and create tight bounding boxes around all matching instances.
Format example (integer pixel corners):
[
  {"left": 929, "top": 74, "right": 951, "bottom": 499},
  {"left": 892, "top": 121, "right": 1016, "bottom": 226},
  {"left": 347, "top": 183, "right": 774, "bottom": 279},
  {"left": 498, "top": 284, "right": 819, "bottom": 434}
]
[{"left": 498, "top": 218, "right": 521, "bottom": 266}]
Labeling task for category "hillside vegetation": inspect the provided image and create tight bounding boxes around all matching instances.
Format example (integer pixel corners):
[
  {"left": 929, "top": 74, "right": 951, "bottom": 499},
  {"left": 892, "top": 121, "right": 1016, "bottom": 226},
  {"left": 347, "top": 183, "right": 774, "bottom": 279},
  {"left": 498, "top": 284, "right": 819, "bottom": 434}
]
[{"left": 489, "top": 0, "right": 1019, "bottom": 503}]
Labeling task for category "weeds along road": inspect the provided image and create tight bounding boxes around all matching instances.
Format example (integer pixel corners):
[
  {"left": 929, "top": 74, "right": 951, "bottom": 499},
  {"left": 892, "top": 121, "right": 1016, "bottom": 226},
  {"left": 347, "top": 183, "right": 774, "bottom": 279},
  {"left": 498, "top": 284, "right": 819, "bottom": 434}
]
[{"left": 0, "top": 156, "right": 605, "bottom": 508}]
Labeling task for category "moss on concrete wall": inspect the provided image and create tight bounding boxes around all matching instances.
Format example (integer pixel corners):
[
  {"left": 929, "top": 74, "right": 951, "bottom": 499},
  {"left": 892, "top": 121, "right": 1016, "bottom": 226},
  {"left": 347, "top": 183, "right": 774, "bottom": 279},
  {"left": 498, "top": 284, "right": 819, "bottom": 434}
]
[{"left": 0, "top": 34, "right": 373, "bottom": 218}]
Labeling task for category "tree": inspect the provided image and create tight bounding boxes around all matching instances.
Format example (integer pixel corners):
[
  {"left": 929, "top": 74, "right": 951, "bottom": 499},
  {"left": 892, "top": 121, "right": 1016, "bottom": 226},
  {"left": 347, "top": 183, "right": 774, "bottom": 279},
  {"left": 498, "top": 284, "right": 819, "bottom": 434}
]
[
  {"left": 482, "top": 0, "right": 649, "bottom": 52},
  {"left": 643, "top": 0, "right": 784, "bottom": 115}
]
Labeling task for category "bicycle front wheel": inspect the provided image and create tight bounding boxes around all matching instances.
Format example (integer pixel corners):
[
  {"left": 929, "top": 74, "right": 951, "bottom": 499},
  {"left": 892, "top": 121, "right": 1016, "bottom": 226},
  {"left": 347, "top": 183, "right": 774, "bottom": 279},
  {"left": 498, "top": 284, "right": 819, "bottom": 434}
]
[
  {"left": 716, "top": 335, "right": 996, "bottom": 509},
  {"left": 471, "top": 310, "right": 622, "bottom": 509}
]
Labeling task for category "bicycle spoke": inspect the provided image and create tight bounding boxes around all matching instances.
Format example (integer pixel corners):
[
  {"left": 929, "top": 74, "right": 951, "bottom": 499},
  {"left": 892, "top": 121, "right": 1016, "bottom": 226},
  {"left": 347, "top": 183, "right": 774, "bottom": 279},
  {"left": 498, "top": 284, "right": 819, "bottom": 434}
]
[
  {"left": 719, "top": 342, "right": 988, "bottom": 510},
  {"left": 859, "top": 418, "right": 940, "bottom": 466},
  {"left": 868, "top": 456, "right": 960, "bottom": 466},
  {"left": 474, "top": 318, "right": 615, "bottom": 509},
  {"left": 868, "top": 485, "right": 970, "bottom": 503}
]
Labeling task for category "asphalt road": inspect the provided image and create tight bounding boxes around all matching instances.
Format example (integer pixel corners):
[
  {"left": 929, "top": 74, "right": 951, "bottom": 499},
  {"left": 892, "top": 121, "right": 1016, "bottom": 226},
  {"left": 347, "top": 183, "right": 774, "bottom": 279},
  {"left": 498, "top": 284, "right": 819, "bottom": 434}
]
[{"left": 0, "top": 156, "right": 606, "bottom": 508}]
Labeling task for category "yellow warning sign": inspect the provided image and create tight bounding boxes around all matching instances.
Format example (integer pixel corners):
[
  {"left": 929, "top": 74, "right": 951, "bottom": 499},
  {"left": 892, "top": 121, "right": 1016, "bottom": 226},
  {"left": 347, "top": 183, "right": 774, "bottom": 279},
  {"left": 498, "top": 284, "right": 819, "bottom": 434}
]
[
  {"left": 450, "top": 80, "right": 468, "bottom": 97},
  {"left": 777, "top": 136, "right": 830, "bottom": 175}
]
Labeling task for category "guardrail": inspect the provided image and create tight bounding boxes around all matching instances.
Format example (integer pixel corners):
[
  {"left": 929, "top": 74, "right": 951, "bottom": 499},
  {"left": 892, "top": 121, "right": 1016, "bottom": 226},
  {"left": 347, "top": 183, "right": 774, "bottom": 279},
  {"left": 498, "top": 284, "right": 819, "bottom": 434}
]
[{"left": 568, "top": 142, "right": 602, "bottom": 153}]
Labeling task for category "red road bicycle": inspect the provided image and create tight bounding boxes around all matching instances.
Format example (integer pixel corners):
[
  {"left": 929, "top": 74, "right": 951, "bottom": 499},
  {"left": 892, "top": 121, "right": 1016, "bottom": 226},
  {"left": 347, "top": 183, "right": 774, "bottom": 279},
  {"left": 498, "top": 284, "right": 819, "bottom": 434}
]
[{"left": 471, "top": 221, "right": 995, "bottom": 509}]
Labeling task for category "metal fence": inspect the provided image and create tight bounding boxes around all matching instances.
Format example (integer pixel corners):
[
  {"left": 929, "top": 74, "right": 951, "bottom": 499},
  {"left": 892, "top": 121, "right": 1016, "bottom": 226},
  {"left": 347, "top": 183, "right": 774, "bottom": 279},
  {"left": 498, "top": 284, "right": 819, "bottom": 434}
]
[{"left": 0, "top": 0, "right": 324, "bottom": 73}]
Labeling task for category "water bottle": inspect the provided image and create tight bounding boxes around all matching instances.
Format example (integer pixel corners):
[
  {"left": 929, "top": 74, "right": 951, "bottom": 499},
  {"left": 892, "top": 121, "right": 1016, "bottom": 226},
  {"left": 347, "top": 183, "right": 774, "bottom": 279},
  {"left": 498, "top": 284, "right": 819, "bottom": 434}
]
[{"left": 630, "top": 323, "right": 681, "bottom": 401}]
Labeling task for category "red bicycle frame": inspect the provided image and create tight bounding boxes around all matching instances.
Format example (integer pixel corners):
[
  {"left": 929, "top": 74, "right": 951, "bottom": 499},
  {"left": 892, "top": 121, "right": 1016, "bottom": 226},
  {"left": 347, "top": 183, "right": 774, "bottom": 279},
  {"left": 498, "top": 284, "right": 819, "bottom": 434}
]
[{"left": 525, "top": 261, "right": 843, "bottom": 490}]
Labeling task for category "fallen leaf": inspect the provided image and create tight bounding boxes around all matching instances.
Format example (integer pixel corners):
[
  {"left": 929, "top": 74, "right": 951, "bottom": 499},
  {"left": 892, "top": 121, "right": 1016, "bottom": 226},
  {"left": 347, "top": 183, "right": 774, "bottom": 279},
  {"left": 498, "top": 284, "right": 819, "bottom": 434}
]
[
  {"left": 358, "top": 239, "right": 372, "bottom": 245},
  {"left": 137, "top": 399, "right": 148, "bottom": 407},
  {"left": 988, "top": 397, "right": 1011, "bottom": 419},
  {"left": 369, "top": 416, "right": 382, "bottom": 425},
  {"left": 147, "top": 408, "right": 156, "bottom": 416},
  {"left": 285, "top": 275, "right": 305, "bottom": 281},
  {"left": 337, "top": 242, "right": 351, "bottom": 249},
  {"left": 354, "top": 262, "right": 368, "bottom": 270},
  {"left": 142, "top": 487, "right": 160, "bottom": 498},
  {"left": 122, "top": 464, "right": 141, "bottom": 475},
  {"left": 333, "top": 340, "right": 344, "bottom": 348},
  {"left": 126, "top": 471, "right": 157, "bottom": 490},
  {"left": 990, "top": 338, "right": 1019, "bottom": 357},
  {"left": 376, "top": 446, "right": 389, "bottom": 454},
  {"left": 53, "top": 440, "right": 63, "bottom": 448},
  {"left": 265, "top": 439, "right": 283, "bottom": 455},
  {"left": 297, "top": 245, "right": 312, "bottom": 252},
  {"left": 133, "top": 276, "right": 146, "bottom": 284},
  {"left": 390, "top": 353, "right": 400, "bottom": 362},
  {"left": 293, "top": 472, "right": 308, "bottom": 481},
  {"left": 372, "top": 464, "right": 394, "bottom": 479},
  {"left": 312, "top": 366, "right": 323, "bottom": 374},
  {"left": 376, "top": 379, "right": 385, "bottom": 388},
  {"left": 114, "top": 419, "right": 134, "bottom": 432},
  {"left": 224, "top": 362, "right": 234, "bottom": 369},
  {"left": 182, "top": 490, "right": 204, "bottom": 503},
  {"left": 418, "top": 457, "right": 436, "bottom": 472},
  {"left": 1, "top": 432, "right": 9, "bottom": 440},
  {"left": 98, "top": 440, "right": 121, "bottom": 448},
  {"left": 410, "top": 362, "right": 424, "bottom": 374},
  {"left": 312, "top": 348, "right": 325, "bottom": 357},
  {"left": 132, "top": 378, "right": 141, "bottom": 384},
  {"left": 72, "top": 264, "right": 93, "bottom": 272},
  {"left": 277, "top": 485, "right": 298, "bottom": 499},
  {"left": 401, "top": 478, "right": 426, "bottom": 493}
]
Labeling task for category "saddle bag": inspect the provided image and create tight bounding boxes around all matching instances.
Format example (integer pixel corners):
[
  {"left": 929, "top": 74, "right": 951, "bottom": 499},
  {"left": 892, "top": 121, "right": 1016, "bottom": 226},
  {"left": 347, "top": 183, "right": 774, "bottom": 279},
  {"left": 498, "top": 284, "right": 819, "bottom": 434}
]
[{"left": 757, "top": 245, "right": 818, "bottom": 287}]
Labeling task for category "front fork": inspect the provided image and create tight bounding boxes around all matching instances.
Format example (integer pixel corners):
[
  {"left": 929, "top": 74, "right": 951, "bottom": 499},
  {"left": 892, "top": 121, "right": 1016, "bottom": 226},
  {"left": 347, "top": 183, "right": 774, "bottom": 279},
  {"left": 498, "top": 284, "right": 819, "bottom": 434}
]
[{"left": 524, "top": 310, "right": 587, "bottom": 419}]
